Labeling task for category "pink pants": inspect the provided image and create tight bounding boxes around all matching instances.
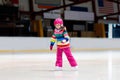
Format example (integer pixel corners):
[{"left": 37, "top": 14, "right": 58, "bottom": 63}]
[{"left": 55, "top": 47, "right": 77, "bottom": 67}]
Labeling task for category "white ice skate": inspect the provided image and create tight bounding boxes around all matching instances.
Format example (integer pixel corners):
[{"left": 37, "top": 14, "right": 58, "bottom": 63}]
[
  {"left": 71, "top": 66, "right": 78, "bottom": 70},
  {"left": 55, "top": 66, "right": 62, "bottom": 71}
]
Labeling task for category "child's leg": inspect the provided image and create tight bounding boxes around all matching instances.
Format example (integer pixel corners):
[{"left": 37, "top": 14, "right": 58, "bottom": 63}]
[
  {"left": 63, "top": 47, "right": 77, "bottom": 67},
  {"left": 55, "top": 48, "right": 63, "bottom": 67}
]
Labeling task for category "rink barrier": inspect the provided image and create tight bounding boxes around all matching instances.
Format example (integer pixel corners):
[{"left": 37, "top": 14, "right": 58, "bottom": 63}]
[{"left": 0, "top": 37, "right": 120, "bottom": 53}]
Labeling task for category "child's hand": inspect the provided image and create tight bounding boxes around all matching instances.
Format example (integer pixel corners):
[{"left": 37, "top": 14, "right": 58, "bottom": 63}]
[
  {"left": 62, "top": 38, "right": 68, "bottom": 43},
  {"left": 62, "top": 39, "right": 66, "bottom": 43},
  {"left": 50, "top": 46, "right": 53, "bottom": 50}
]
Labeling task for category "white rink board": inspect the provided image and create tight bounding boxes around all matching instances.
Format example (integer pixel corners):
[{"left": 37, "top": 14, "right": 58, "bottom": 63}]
[{"left": 0, "top": 37, "right": 120, "bottom": 51}]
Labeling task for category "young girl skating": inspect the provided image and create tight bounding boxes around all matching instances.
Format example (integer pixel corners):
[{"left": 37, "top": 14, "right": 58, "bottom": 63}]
[{"left": 50, "top": 18, "right": 78, "bottom": 70}]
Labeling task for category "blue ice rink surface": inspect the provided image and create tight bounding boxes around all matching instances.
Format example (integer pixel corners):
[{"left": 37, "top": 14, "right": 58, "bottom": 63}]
[{"left": 0, "top": 51, "right": 120, "bottom": 80}]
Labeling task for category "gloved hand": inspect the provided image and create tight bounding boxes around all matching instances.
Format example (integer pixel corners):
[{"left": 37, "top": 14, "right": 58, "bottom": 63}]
[
  {"left": 64, "top": 38, "right": 69, "bottom": 41},
  {"left": 62, "top": 38, "right": 69, "bottom": 43},
  {"left": 62, "top": 39, "right": 66, "bottom": 43},
  {"left": 50, "top": 46, "right": 53, "bottom": 50}
]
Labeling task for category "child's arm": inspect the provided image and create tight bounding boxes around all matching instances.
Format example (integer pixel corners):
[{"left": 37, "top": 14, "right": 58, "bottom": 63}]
[
  {"left": 63, "top": 27, "right": 70, "bottom": 42},
  {"left": 50, "top": 34, "right": 56, "bottom": 50}
]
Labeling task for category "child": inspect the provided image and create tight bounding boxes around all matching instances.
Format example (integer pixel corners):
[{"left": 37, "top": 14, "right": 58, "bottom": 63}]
[{"left": 50, "top": 18, "right": 78, "bottom": 70}]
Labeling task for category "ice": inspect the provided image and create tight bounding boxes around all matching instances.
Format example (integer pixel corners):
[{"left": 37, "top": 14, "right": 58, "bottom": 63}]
[{"left": 0, "top": 51, "right": 120, "bottom": 80}]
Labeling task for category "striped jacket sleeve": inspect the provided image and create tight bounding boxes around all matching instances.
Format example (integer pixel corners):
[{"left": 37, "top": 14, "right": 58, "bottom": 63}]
[
  {"left": 63, "top": 30, "right": 70, "bottom": 41},
  {"left": 50, "top": 34, "right": 56, "bottom": 46}
]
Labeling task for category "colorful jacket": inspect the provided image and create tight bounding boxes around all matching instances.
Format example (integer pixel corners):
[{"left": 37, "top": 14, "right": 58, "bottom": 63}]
[{"left": 50, "top": 28, "right": 70, "bottom": 48}]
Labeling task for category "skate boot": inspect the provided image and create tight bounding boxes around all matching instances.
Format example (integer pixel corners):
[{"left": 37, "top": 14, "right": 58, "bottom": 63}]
[{"left": 55, "top": 66, "right": 62, "bottom": 71}]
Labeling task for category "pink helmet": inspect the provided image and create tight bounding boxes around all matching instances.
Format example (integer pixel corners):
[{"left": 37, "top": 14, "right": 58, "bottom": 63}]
[{"left": 54, "top": 18, "right": 63, "bottom": 26}]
